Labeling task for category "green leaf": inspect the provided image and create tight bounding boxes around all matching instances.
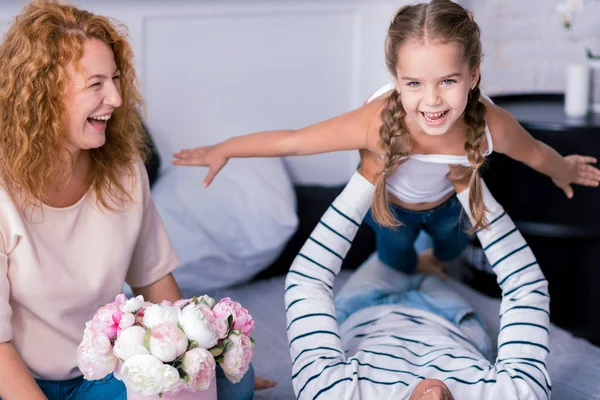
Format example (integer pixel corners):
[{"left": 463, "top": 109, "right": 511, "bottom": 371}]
[
  {"left": 221, "top": 338, "right": 231, "bottom": 349},
  {"left": 249, "top": 336, "right": 256, "bottom": 345},
  {"left": 209, "top": 346, "right": 224, "bottom": 358},
  {"left": 178, "top": 368, "right": 188, "bottom": 380},
  {"left": 197, "top": 297, "right": 210, "bottom": 307},
  {"left": 227, "top": 315, "right": 234, "bottom": 329},
  {"left": 189, "top": 340, "right": 199, "bottom": 350},
  {"left": 158, "top": 393, "right": 163, "bottom": 398},
  {"left": 172, "top": 352, "right": 185, "bottom": 371},
  {"left": 143, "top": 328, "right": 151, "bottom": 350}
]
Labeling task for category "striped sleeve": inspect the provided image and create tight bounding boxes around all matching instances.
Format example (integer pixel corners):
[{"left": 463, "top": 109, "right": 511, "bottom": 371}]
[
  {"left": 285, "top": 171, "right": 374, "bottom": 399},
  {"left": 457, "top": 181, "right": 551, "bottom": 399}
]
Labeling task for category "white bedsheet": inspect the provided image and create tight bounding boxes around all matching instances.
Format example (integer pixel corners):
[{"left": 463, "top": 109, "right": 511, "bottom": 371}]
[{"left": 188, "top": 270, "right": 600, "bottom": 400}]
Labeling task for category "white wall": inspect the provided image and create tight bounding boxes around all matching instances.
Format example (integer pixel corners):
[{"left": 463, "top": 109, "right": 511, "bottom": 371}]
[
  {"left": 463, "top": 0, "right": 600, "bottom": 95},
  {"left": 7, "top": 1, "right": 588, "bottom": 183},
  {"left": 0, "top": 0, "right": 407, "bottom": 185}
]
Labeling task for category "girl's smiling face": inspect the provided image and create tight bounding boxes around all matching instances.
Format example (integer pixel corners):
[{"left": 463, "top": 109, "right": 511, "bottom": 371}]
[{"left": 394, "top": 39, "right": 479, "bottom": 137}]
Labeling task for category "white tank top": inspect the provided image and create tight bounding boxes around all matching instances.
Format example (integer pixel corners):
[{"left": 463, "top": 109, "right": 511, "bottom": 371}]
[{"left": 367, "top": 83, "right": 493, "bottom": 204}]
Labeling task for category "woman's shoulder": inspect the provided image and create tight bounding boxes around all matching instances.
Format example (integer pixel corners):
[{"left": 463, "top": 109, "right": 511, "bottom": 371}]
[
  {"left": 131, "top": 155, "right": 152, "bottom": 208},
  {"left": 0, "top": 183, "right": 21, "bottom": 254},
  {"left": 118, "top": 156, "right": 149, "bottom": 187},
  {"left": 104, "top": 156, "right": 150, "bottom": 211}
]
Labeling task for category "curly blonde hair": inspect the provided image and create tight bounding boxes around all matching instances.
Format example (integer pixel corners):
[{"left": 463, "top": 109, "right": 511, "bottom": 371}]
[
  {"left": 0, "top": 0, "right": 147, "bottom": 211},
  {"left": 372, "top": 0, "right": 488, "bottom": 231}
]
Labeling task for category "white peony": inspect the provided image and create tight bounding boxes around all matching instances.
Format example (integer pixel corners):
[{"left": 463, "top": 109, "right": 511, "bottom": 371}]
[
  {"left": 195, "top": 295, "right": 216, "bottom": 308},
  {"left": 121, "top": 354, "right": 181, "bottom": 396},
  {"left": 142, "top": 304, "right": 181, "bottom": 329},
  {"left": 148, "top": 322, "right": 188, "bottom": 362},
  {"left": 113, "top": 326, "right": 149, "bottom": 361},
  {"left": 179, "top": 304, "right": 220, "bottom": 349},
  {"left": 121, "top": 295, "right": 145, "bottom": 313}
]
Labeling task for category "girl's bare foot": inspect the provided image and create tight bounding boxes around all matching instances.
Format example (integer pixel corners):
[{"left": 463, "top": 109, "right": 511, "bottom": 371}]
[
  {"left": 254, "top": 376, "right": 276, "bottom": 390},
  {"left": 416, "top": 249, "right": 446, "bottom": 279}
]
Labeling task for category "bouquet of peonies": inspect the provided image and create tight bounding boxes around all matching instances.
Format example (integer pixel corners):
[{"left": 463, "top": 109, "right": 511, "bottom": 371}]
[{"left": 76, "top": 294, "right": 254, "bottom": 398}]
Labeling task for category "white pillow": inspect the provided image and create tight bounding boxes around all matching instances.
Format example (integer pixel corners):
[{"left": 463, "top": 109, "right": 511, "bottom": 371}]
[{"left": 151, "top": 157, "right": 298, "bottom": 293}]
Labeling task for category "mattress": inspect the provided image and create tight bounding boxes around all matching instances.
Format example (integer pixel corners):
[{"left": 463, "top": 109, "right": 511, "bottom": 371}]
[{"left": 195, "top": 270, "right": 600, "bottom": 400}]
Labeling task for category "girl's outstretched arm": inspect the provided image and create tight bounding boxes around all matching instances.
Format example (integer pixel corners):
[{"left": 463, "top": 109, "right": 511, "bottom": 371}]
[
  {"left": 173, "top": 98, "right": 385, "bottom": 186},
  {"left": 483, "top": 97, "right": 600, "bottom": 198}
]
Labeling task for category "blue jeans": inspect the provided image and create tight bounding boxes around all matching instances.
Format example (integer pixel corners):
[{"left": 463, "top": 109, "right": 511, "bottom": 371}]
[
  {"left": 365, "top": 194, "right": 468, "bottom": 273},
  {"left": 31, "top": 364, "right": 255, "bottom": 400},
  {"left": 335, "top": 255, "right": 493, "bottom": 361},
  {"left": 35, "top": 374, "right": 125, "bottom": 400}
]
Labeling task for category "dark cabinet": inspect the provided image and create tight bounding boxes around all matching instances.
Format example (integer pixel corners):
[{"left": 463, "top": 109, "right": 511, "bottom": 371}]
[{"left": 483, "top": 94, "right": 600, "bottom": 345}]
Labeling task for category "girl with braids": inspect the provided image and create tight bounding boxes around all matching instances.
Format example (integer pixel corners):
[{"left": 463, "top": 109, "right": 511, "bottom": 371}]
[{"left": 174, "top": 0, "right": 600, "bottom": 277}]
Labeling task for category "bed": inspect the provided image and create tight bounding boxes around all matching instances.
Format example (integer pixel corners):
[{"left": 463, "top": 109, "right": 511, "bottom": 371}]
[
  {"left": 201, "top": 269, "right": 600, "bottom": 400},
  {"left": 146, "top": 143, "right": 600, "bottom": 399}
]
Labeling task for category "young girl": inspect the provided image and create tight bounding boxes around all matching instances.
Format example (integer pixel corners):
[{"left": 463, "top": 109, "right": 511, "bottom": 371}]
[
  {"left": 0, "top": 1, "right": 260, "bottom": 399},
  {"left": 173, "top": 0, "right": 600, "bottom": 276}
]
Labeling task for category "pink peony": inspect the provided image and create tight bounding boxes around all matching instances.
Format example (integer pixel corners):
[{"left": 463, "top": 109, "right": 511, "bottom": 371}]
[
  {"left": 118, "top": 313, "right": 136, "bottom": 331},
  {"left": 90, "top": 295, "right": 131, "bottom": 340},
  {"left": 173, "top": 298, "right": 193, "bottom": 308},
  {"left": 181, "top": 348, "right": 216, "bottom": 391},
  {"left": 218, "top": 333, "right": 253, "bottom": 383},
  {"left": 76, "top": 326, "right": 118, "bottom": 380},
  {"left": 213, "top": 298, "right": 254, "bottom": 335},
  {"left": 114, "top": 358, "right": 124, "bottom": 381},
  {"left": 115, "top": 293, "right": 128, "bottom": 306},
  {"left": 148, "top": 322, "right": 188, "bottom": 362}
]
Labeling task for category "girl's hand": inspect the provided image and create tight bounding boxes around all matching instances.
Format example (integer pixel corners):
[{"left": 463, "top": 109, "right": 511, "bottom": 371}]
[
  {"left": 173, "top": 145, "right": 228, "bottom": 187},
  {"left": 552, "top": 155, "right": 600, "bottom": 199}
]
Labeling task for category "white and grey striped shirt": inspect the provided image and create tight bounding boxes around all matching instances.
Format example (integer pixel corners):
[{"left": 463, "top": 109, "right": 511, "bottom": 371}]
[{"left": 285, "top": 172, "right": 551, "bottom": 399}]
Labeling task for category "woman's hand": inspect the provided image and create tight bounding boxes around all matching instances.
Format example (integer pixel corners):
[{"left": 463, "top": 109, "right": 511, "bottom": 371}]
[
  {"left": 357, "top": 149, "right": 385, "bottom": 184},
  {"left": 552, "top": 155, "right": 600, "bottom": 199},
  {"left": 172, "top": 145, "right": 229, "bottom": 187},
  {"left": 446, "top": 165, "right": 473, "bottom": 194}
]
